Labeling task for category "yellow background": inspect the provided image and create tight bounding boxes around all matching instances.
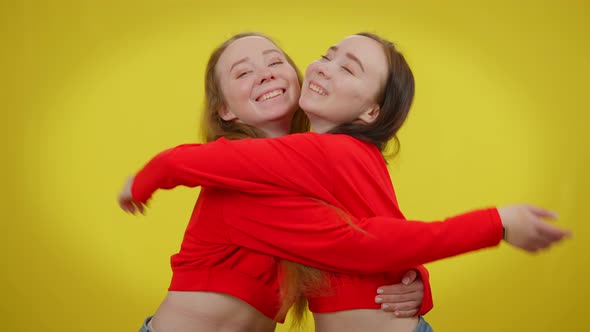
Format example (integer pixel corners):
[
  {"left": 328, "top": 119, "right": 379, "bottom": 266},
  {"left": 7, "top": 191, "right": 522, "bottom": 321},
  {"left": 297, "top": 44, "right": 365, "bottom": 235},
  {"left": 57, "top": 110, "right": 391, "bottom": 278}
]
[{"left": 2, "top": 0, "right": 588, "bottom": 331}]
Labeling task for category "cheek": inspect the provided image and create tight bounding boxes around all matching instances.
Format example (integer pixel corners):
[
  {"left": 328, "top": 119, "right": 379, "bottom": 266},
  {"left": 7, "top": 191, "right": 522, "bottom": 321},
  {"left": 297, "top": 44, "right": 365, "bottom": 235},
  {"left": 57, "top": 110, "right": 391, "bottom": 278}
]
[
  {"left": 223, "top": 82, "right": 251, "bottom": 109},
  {"left": 334, "top": 82, "right": 375, "bottom": 112},
  {"left": 291, "top": 77, "right": 301, "bottom": 95},
  {"left": 286, "top": 70, "right": 300, "bottom": 91},
  {"left": 366, "top": 80, "right": 382, "bottom": 98},
  {"left": 231, "top": 80, "right": 252, "bottom": 98},
  {"left": 334, "top": 79, "right": 362, "bottom": 100},
  {"left": 305, "top": 61, "right": 320, "bottom": 77}
]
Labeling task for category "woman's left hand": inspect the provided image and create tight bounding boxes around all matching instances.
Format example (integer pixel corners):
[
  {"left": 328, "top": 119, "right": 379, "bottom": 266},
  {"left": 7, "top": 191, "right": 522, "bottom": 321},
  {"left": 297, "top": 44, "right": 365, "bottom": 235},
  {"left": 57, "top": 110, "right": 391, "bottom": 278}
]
[
  {"left": 375, "top": 269, "right": 423, "bottom": 317},
  {"left": 118, "top": 175, "right": 146, "bottom": 215}
]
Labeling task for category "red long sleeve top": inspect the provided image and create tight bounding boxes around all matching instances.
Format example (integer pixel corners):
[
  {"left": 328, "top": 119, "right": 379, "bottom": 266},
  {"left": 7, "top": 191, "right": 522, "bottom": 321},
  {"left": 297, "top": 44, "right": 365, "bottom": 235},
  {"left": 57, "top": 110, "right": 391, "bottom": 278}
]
[{"left": 132, "top": 133, "right": 503, "bottom": 318}]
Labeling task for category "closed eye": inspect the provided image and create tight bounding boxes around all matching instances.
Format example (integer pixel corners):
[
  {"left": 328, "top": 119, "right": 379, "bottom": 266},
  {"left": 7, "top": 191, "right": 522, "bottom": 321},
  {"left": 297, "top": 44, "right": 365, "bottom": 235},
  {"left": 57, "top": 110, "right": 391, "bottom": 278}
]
[
  {"left": 269, "top": 61, "right": 283, "bottom": 66},
  {"left": 342, "top": 66, "right": 353, "bottom": 75},
  {"left": 237, "top": 71, "right": 251, "bottom": 78},
  {"left": 320, "top": 55, "right": 330, "bottom": 61}
]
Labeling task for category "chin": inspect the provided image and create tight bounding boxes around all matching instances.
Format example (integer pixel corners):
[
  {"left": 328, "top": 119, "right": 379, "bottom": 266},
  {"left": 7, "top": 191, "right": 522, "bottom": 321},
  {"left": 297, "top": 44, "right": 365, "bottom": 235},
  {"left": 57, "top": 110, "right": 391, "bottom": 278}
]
[
  {"left": 266, "top": 107, "right": 295, "bottom": 120},
  {"left": 299, "top": 99, "right": 319, "bottom": 115}
]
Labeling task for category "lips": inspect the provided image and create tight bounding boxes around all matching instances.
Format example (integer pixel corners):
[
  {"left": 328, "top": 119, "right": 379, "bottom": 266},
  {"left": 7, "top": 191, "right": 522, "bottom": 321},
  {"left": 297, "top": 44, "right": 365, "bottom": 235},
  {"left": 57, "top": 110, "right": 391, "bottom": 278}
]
[
  {"left": 308, "top": 81, "right": 328, "bottom": 96},
  {"left": 256, "top": 88, "right": 286, "bottom": 102}
]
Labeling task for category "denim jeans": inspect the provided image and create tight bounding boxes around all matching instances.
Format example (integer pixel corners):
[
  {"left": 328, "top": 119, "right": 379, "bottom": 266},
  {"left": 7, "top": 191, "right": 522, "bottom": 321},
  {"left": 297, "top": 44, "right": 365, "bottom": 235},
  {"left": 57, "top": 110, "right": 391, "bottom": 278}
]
[
  {"left": 415, "top": 316, "right": 434, "bottom": 332},
  {"left": 138, "top": 316, "right": 154, "bottom": 332},
  {"left": 138, "top": 315, "right": 432, "bottom": 331}
]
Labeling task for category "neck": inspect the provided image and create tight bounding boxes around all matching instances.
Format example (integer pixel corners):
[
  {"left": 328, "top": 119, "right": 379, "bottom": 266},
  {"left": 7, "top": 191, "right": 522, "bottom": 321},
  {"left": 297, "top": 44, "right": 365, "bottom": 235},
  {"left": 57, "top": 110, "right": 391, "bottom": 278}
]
[
  {"left": 307, "top": 115, "right": 337, "bottom": 134},
  {"left": 258, "top": 118, "right": 292, "bottom": 138}
]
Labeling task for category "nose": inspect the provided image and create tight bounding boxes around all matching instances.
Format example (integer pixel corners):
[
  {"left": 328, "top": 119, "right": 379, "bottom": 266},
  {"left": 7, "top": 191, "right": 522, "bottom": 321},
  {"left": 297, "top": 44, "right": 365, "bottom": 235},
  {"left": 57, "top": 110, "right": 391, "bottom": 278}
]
[
  {"left": 258, "top": 68, "right": 275, "bottom": 85},
  {"left": 315, "top": 61, "right": 331, "bottom": 79}
]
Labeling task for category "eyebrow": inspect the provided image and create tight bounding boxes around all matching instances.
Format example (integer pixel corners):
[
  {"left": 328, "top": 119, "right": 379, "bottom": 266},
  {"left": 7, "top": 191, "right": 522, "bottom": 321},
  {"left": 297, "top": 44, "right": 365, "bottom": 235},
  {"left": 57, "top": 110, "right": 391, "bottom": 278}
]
[
  {"left": 263, "top": 49, "right": 283, "bottom": 56},
  {"left": 230, "top": 49, "right": 283, "bottom": 72},
  {"left": 328, "top": 46, "right": 365, "bottom": 72},
  {"left": 230, "top": 58, "right": 249, "bottom": 72}
]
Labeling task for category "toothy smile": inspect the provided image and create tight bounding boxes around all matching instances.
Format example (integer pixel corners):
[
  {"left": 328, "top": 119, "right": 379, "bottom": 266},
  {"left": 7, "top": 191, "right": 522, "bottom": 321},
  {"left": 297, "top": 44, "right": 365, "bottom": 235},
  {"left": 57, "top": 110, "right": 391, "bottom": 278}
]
[
  {"left": 256, "top": 89, "right": 285, "bottom": 102},
  {"left": 309, "top": 82, "right": 327, "bottom": 96}
]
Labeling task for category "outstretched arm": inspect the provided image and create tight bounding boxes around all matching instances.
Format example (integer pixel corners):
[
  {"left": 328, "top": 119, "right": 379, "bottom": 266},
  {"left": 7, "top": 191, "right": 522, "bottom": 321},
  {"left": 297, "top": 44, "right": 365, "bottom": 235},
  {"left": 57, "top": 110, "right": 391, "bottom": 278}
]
[
  {"left": 129, "top": 134, "right": 337, "bottom": 203},
  {"left": 221, "top": 197, "right": 505, "bottom": 274},
  {"left": 120, "top": 184, "right": 570, "bottom": 274}
]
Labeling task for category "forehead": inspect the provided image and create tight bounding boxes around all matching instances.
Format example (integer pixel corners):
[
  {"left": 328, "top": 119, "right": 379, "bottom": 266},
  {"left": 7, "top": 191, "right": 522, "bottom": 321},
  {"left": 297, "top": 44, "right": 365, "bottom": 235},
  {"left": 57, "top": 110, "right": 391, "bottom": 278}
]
[
  {"left": 333, "top": 35, "right": 388, "bottom": 74},
  {"left": 217, "top": 36, "right": 282, "bottom": 70}
]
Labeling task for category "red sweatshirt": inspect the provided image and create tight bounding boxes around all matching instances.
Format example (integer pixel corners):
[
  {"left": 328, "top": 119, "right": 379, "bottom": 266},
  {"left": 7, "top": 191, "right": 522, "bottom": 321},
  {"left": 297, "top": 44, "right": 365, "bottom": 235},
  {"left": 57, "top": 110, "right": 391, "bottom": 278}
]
[{"left": 132, "top": 133, "right": 503, "bottom": 317}]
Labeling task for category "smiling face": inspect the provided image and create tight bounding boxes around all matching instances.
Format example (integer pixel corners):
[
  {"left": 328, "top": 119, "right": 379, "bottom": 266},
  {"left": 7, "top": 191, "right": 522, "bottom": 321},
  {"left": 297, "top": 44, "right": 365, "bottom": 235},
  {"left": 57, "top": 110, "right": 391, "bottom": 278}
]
[
  {"left": 214, "top": 36, "right": 301, "bottom": 136},
  {"left": 299, "top": 35, "right": 390, "bottom": 133}
]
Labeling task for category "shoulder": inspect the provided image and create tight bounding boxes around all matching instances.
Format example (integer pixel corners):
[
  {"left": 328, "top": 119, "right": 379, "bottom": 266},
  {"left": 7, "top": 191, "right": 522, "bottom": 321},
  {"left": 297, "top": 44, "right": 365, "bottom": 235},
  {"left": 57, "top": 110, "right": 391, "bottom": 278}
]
[{"left": 315, "top": 134, "right": 382, "bottom": 159}]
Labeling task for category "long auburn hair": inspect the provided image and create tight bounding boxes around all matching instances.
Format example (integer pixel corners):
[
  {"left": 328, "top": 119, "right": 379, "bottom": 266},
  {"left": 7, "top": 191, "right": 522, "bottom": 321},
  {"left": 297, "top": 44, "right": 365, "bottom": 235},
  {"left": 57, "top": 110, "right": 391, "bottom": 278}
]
[{"left": 201, "top": 32, "right": 317, "bottom": 326}]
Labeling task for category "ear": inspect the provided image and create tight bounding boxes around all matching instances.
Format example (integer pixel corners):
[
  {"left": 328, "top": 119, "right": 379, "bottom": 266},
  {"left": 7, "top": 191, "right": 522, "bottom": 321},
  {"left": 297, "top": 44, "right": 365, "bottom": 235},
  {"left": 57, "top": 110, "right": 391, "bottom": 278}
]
[
  {"left": 358, "top": 104, "right": 380, "bottom": 124},
  {"left": 218, "top": 104, "right": 238, "bottom": 121}
]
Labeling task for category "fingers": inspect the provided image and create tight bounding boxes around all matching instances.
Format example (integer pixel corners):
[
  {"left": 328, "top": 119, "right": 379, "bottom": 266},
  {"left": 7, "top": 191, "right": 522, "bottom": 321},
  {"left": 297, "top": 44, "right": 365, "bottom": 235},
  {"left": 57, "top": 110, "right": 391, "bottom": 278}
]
[
  {"left": 377, "top": 282, "right": 421, "bottom": 295},
  {"left": 132, "top": 201, "right": 147, "bottom": 215},
  {"left": 119, "top": 198, "right": 146, "bottom": 215},
  {"left": 401, "top": 269, "right": 418, "bottom": 285},
  {"left": 121, "top": 203, "right": 135, "bottom": 214},
  {"left": 392, "top": 309, "right": 419, "bottom": 318},
  {"left": 536, "top": 220, "right": 571, "bottom": 240},
  {"left": 378, "top": 299, "right": 421, "bottom": 313},
  {"left": 136, "top": 202, "right": 146, "bottom": 215},
  {"left": 126, "top": 201, "right": 138, "bottom": 214},
  {"left": 118, "top": 175, "right": 141, "bottom": 214},
  {"left": 504, "top": 205, "right": 571, "bottom": 253},
  {"left": 375, "top": 291, "right": 423, "bottom": 304},
  {"left": 377, "top": 284, "right": 406, "bottom": 295},
  {"left": 526, "top": 205, "right": 558, "bottom": 219},
  {"left": 520, "top": 220, "right": 572, "bottom": 252},
  {"left": 531, "top": 220, "right": 571, "bottom": 250}
]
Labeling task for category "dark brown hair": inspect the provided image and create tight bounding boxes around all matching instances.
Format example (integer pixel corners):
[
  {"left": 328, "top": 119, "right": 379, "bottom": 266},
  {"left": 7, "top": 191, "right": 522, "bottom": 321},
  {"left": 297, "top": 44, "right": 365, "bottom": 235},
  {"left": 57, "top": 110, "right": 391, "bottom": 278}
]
[
  {"left": 328, "top": 32, "right": 415, "bottom": 154},
  {"left": 278, "top": 32, "right": 416, "bottom": 327}
]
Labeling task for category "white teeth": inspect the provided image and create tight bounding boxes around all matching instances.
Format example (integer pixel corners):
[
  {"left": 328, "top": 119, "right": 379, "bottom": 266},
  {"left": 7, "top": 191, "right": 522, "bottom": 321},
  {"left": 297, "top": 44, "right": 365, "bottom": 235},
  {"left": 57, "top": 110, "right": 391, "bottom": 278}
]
[
  {"left": 309, "top": 83, "right": 327, "bottom": 95},
  {"left": 258, "top": 89, "right": 284, "bottom": 101}
]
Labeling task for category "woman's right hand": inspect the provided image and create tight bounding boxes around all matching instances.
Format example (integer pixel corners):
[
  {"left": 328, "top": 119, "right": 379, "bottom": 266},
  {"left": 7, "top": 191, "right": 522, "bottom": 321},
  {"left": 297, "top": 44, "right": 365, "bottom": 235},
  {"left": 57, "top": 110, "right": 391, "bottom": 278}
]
[
  {"left": 118, "top": 175, "right": 147, "bottom": 215},
  {"left": 497, "top": 205, "right": 571, "bottom": 252}
]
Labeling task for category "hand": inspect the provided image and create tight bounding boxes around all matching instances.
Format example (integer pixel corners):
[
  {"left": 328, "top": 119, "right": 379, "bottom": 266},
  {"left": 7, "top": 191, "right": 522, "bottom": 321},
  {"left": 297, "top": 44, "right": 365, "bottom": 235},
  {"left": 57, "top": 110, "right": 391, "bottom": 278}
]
[
  {"left": 375, "top": 269, "right": 423, "bottom": 317},
  {"left": 118, "top": 175, "right": 147, "bottom": 215},
  {"left": 498, "top": 205, "right": 571, "bottom": 252}
]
